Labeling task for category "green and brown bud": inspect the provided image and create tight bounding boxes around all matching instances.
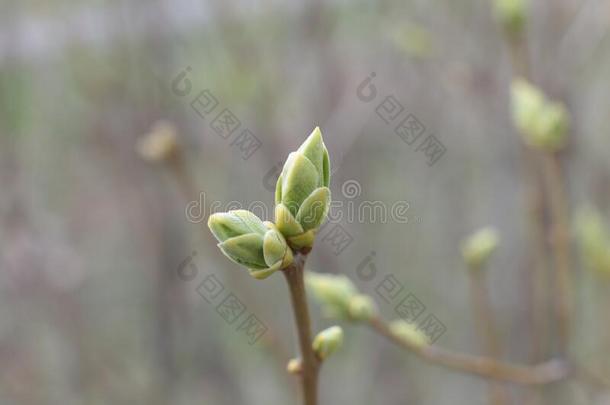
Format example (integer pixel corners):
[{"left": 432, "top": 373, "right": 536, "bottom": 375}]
[
  {"left": 312, "top": 326, "right": 344, "bottom": 360},
  {"left": 208, "top": 210, "right": 293, "bottom": 280},
  {"left": 575, "top": 206, "right": 610, "bottom": 277},
  {"left": 388, "top": 320, "right": 429, "bottom": 348},
  {"left": 511, "top": 78, "right": 569, "bottom": 152},
  {"left": 461, "top": 227, "right": 500, "bottom": 270},
  {"left": 275, "top": 127, "right": 331, "bottom": 250}
]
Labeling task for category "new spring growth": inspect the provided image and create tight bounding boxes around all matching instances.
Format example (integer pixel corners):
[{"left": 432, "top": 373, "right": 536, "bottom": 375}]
[
  {"left": 494, "top": 0, "right": 527, "bottom": 37},
  {"left": 511, "top": 78, "right": 569, "bottom": 152},
  {"left": 275, "top": 127, "right": 331, "bottom": 251},
  {"left": 312, "top": 326, "right": 344, "bottom": 360},
  {"left": 208, "top": 210, "right": 294, "bottom": 280},
  {"left": 575, "top": 206, "right": 610, "bottom": 277},
  {"left": 306, "top": 271, "right": 377, "bottom": 321},
  {"left": 287, "top": 358, "right": 303, "bottom": 375},
  {"left": 461, "top": 227, "right": 500, "bottom": 270},
  {"left": 136, "top": 120, "right": 179, "bottom": 162},
  {"left": 388, "top": 320, "right": 429, "bottom": 349}
]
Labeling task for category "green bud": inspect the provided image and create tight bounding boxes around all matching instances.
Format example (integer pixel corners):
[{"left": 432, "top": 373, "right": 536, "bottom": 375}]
[
  {"left": 306, "top": 271, "right": 359, "bottom": 320},
  {"left": 494, "top": 0, "right": 527, "bottom": 37},
  {"left": 461, "top": 227, "right": 500, "bottom": 269},
  {"left": 388, "top": 320, "right": 429, "bottom": 348},
  {"left": 575, "top": 206, "right": 610, "bottom": 277},
  {"left": 208, "top": 210, "right": 293, "bottom": 279},
  {"left": 511, "top": 78, "right": 569, "bottom": 151},
  {"left": 312, "top": 326, "right": 344, "bottom": 360},
  {"left": 348, "top": 294, "right": 377, "bottom": 322},
  {"left": 275, "top": 127, "right": 331, "bottom": 249}
]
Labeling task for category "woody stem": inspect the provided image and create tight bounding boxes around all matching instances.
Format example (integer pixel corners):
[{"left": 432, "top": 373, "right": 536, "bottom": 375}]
[{"left": 284, "top": 253, "right": 319, "bottom": 405}]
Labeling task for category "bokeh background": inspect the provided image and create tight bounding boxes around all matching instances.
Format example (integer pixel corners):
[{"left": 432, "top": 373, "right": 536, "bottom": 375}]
[{"left": 1, "top": 0, "right": 609, "bottom": 404}]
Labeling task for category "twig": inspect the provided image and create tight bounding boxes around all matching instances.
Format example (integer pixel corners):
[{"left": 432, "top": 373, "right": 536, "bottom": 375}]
[
  {"left": 283, "top": 253, "right": 320, "bottom": 405},
  {"left": 368, "top": 317, "right": 569, "bottom": 385},
  {"left": 541, "top": 152, "right": 573, "bottom": 354},
  {"left": 468, "top": 269, "right": 511, "bottom": 404}
]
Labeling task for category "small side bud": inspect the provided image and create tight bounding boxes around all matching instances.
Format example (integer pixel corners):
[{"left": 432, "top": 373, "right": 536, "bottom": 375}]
[
  {"left": 312, "top": 326, "right": 344, "bottom": 360},
  {"left": 494, "top": 0, "right": 527, "bottom": 38},
  {"left": 286, "top": 358, "right": 303, "bottom": 375},
  {"left": 461, "top": 227, "right": 500, "bottom": 270},
  {"left": 575, "top": 206, "right": 610, "bottom": 277},
  {"left": 137, "top": 120, "right": 178, "bottom": 162},
  {"left": 388, "top": 320, "right": 429, "bottom": 349},
  {"left": 348, "top": 294, "right": 377, "bottom": 322},
  {"left": 305, "top": 272, "right": 358, "bottom": 320},
  {"left": 511, "top": 78, "right": 569, "bottom": 152}
]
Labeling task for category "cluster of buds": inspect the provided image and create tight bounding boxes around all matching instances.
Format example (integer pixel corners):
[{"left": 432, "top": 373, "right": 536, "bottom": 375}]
[
  {"left": 511, "top": 78, "right": 570, "bottom": 152},
  {"left": 306, "top": 271, "right": 377, "bottom": 322},
  {"left": 207, "top": 127, "right": 332, "bottom": 279}
]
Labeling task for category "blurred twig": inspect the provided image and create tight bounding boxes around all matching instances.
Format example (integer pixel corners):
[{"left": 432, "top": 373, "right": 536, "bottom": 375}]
[
  {"left": 541, "top": 152, "right": 573, "bottom": 354},
  {"left": 138, "top": 123, "right": 292, "bottom": 367},
  {"left": 468, "top": 269, "right": 511, "bottom": 404},
  {"left": 368, "top": 316, "right": 569, "bottom": 385}
]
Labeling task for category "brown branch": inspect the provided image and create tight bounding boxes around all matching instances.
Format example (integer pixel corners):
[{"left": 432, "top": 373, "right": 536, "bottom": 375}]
[
  {"left": 468, "top": 270, "right": 511, "bottom": 404},
  {"left": 283, "top": 253, "right": 320, "bottom": 405},
  {"left": 368, "top": 317, "right": 569, "bottom": 385},
  {"left": 542, "top": 152, "right": 573, "bottom": 354}
]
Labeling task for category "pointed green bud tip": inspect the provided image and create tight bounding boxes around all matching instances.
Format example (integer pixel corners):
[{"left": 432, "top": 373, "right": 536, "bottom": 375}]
[
  {"left": 208, "top": 210, "right": 267, "bottom": 242},
  {"left": 511, "top": 78, "right": 569, "bottom": 152},
  {"left": 575, "top": 206, "right": 610, "bottom": 277},
  {"left": 306, "top": 272, "right": 359, "bottom": 320},
  {"left": 312, "top": 326, "right": 344, "bottom": 360},
  {"left": 286, "top": 358, "right": 303, "bottom": 374},
  {"left": 461, "top": 227, "right": 500, "bottom": 270},
  {"left": 348, "top": 294, "right": 377, "bottom": 322},
  {"left": 494, "top": 0, "right": 527, "bottom": 37},
  {"left": 208, "top": 210, "right": 293, "bottom": 280},
  {"left": 388, "top": 320, "right": 429, "bottom": 348},
  {"left": 274, "top": 127, "right": 331, "bottom": 249}
]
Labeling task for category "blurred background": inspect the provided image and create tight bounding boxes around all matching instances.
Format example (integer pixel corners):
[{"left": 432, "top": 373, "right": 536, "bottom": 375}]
[{"left": 1, "top": 0, "right": 609, "bottom": 404}]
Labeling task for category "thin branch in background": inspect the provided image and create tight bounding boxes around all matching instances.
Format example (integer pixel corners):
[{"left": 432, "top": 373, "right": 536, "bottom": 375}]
[
  {"left": 468, "top": 269, "right": 511, "bottom": 404},
  {"left": 137, "top": 122, "right": 292, "bottom": 365},
  {"left": 541, "top": 152, "right": 573, "bottom": 355},
  {"left": 368, "top": 316, "right": 569, "bottom": 385}
]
